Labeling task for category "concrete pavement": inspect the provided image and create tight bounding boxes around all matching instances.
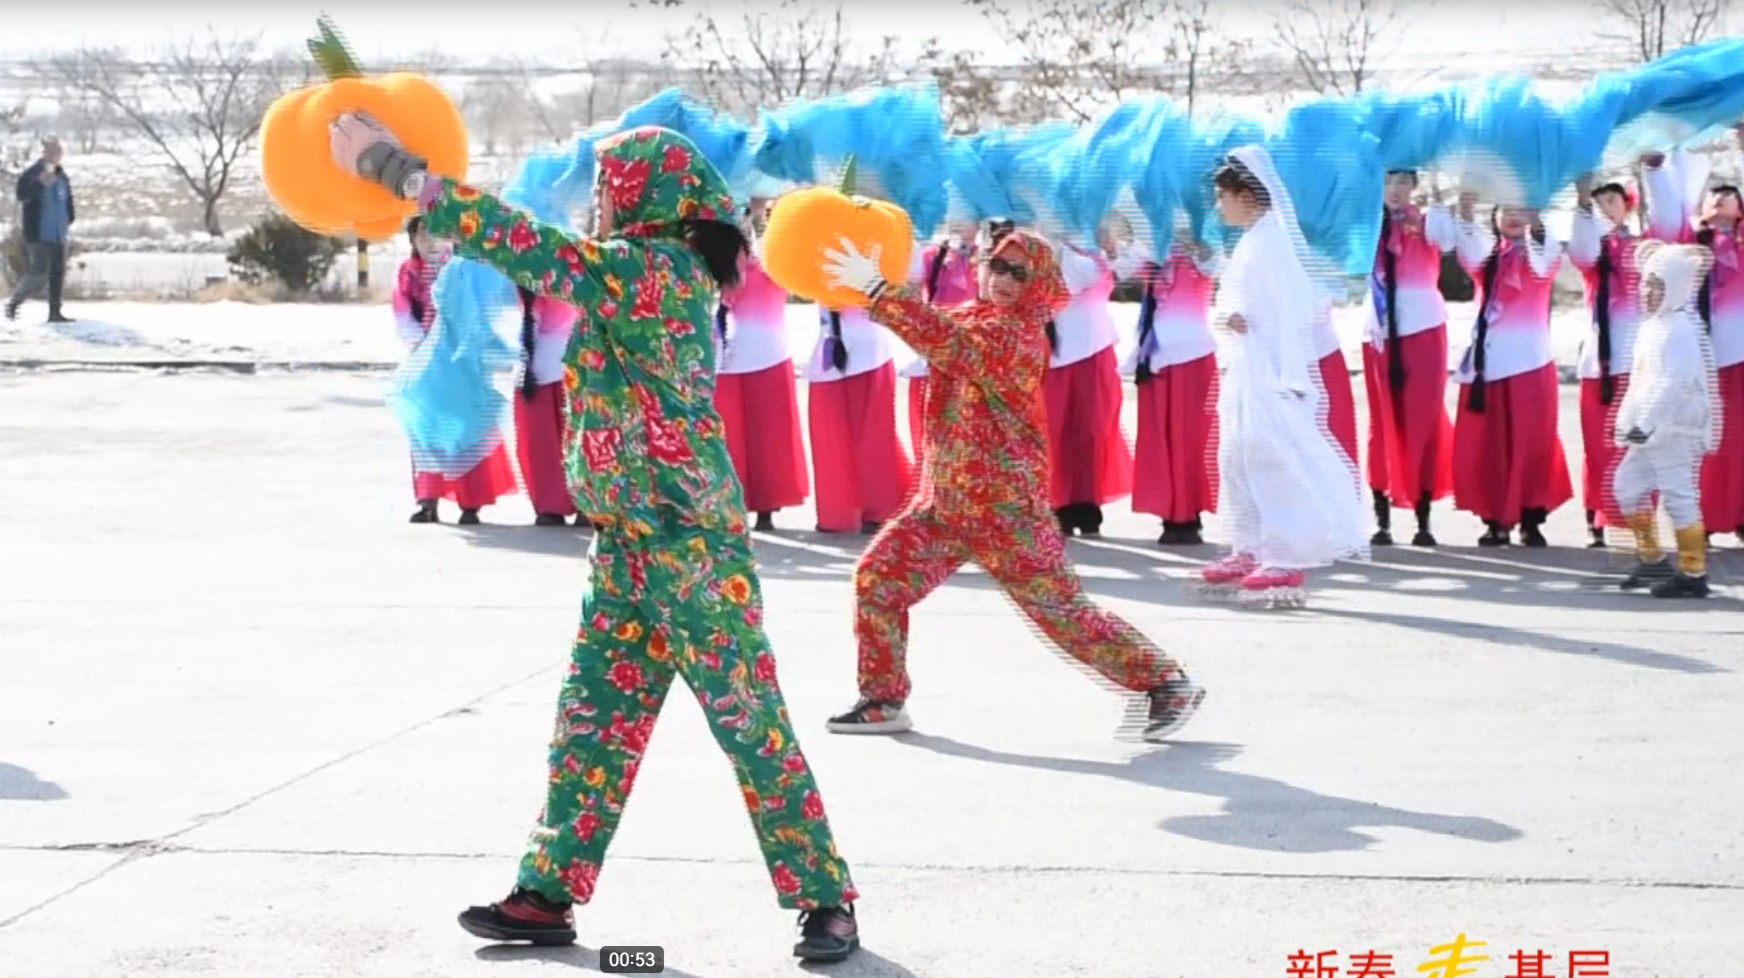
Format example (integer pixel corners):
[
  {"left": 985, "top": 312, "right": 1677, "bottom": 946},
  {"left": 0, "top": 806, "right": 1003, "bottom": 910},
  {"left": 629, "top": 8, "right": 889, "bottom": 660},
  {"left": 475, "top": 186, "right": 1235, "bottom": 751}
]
[{"left": 1, "top": 367, "right": 1740, "bottom": 978}]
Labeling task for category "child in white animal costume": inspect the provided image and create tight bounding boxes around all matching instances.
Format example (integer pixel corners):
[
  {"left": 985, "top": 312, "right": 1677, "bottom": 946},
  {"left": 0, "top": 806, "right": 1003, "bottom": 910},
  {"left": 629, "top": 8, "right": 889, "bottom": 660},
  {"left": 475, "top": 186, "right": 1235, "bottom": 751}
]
[{"left": 1611, "top": 240, "right": 1721, "bottom": 599}]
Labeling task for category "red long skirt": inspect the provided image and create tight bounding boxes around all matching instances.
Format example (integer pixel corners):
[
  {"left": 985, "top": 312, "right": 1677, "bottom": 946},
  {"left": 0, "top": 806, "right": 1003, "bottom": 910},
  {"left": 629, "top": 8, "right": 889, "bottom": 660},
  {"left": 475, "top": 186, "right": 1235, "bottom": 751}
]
[
  {"left": 808, "top": 361, "right": 914, "bottom": 532},
  {"left": 411, "top": 439, "right": 518, "bottom": 510},
  {"left": 514, "top": 381, "right": 576, "bottom": 518},
  {"left": 1044, "top": 345, "right": 1134, "bottom": 508},
  {"left": 1131, "top": 353, "right": 1219, "bottom": 522},
  {"left": 1361, "top": 327, "right": 1455, "bottom": 506},
  {"left": 906, "top": 376, "right": 929, "bottom": 468},
  {"left": 1700, "top": 361, "right": 1744, "bottom": 532},
  {"left": 1579, "top": 373, "right": 1631, "bottom": 527},
  {"left": 715, "top": 360, "right": 810, "bottom": 513},
  {"left": 1319, "top": 349, "right": 1359, "bottom": 468},
  {"left": 1452, "top": 363, "right": 1574, "bottom": 526}
]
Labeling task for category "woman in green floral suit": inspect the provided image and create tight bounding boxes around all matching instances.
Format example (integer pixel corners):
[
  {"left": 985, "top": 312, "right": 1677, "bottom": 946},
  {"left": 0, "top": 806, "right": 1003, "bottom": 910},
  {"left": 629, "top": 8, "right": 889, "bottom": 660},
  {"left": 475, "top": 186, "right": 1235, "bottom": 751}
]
[{"left": 329, "top": 115, "right": 861, "bottom": 962}]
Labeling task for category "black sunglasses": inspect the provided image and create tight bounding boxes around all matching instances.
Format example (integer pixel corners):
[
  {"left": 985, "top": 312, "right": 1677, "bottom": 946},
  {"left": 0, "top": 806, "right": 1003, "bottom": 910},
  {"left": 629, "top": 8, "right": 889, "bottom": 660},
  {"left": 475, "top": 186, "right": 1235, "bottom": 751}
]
[{"left": 986, "top": 256, "right": 1029, "bottom": 282}]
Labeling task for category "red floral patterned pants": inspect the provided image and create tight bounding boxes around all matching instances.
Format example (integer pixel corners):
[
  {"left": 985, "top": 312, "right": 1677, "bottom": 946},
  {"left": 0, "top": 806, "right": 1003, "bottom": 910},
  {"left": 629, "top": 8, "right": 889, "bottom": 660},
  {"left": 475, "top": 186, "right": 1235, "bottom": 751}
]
[{"left": 852, "top": 499, "right": 1184, "bottom": 702}]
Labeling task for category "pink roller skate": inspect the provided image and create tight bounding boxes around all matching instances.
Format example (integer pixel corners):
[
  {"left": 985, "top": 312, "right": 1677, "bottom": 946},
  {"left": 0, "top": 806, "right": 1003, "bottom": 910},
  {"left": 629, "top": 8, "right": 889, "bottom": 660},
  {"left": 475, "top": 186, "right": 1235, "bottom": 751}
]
[
  {"left": 1198, "top": 551, "right": 1257, "bottom": 600},
  {"left": 1237, "top": 567, "right": 1308, "bottom": 609}
]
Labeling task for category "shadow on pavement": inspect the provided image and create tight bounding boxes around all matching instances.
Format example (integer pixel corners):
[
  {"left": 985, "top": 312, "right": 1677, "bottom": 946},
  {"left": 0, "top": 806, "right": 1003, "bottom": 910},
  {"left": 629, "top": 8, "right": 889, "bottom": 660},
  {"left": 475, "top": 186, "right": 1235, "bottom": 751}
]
[
  {"left": 893, "top": 735, "right": 1522, "bottom": 856},
  {"left": 0, "top": 762, "right": 68, "bottom": 801},
  {"left": 475, "top": 943, "right": 921, "bottom": 977}
]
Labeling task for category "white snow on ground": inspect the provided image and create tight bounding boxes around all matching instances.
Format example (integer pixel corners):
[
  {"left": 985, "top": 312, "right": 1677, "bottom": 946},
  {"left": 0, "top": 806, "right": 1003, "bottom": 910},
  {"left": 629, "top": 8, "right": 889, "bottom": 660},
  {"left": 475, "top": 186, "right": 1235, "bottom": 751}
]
[{"left": 0, "top": 298, "right": 1599, "bottom": 374}]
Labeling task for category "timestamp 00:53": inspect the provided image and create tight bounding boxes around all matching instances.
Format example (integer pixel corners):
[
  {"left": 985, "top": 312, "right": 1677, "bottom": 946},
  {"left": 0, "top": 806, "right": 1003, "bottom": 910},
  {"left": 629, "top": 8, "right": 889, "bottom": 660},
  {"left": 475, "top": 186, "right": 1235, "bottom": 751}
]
[{"left": 600, "top": 945, "right": 666, "bottom": 974}]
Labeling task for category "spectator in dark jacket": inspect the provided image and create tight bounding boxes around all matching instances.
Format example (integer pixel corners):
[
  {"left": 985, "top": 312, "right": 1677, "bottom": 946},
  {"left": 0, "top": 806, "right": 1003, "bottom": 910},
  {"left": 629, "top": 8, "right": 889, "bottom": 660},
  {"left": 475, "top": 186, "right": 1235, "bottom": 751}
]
[{"left": 7, "top": 138, "right": 75, "bottom": 323}]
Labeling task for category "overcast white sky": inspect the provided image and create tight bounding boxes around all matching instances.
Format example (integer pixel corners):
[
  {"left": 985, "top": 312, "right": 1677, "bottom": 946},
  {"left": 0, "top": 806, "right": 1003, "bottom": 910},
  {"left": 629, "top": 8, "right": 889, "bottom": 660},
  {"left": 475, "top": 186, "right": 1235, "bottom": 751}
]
[{"left": 0, "top": 0, "right": 1632, "bottom": 66}]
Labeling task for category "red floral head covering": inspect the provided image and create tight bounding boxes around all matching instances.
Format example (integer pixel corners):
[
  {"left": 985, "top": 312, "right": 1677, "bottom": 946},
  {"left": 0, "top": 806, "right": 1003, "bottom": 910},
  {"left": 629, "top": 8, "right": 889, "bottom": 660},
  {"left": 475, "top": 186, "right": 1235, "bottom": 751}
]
[
  {"left": 987, "top": 229, "right": 1071, "bottom": 321},
  {"left": 593, "top": 126, "right": 738, "bottom": 240}
]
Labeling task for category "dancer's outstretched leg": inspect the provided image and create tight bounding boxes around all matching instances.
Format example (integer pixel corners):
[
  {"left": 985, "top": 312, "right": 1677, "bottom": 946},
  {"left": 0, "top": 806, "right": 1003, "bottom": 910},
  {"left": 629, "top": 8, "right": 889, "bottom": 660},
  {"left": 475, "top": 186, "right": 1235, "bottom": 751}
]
[
  {"left": 971, "top": 502, "right": 1205, "bottom": 742},
  {"left": 831, "top": 506, "right": 966, "bottom": 733}
]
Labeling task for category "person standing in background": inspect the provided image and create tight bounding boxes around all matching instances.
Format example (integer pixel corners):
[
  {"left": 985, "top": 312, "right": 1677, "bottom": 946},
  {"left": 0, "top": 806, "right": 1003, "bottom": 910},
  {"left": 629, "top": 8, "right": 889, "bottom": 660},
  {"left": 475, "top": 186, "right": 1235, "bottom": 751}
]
[{"left": 7, "top": 138, "right": 75, "bottom": 324}]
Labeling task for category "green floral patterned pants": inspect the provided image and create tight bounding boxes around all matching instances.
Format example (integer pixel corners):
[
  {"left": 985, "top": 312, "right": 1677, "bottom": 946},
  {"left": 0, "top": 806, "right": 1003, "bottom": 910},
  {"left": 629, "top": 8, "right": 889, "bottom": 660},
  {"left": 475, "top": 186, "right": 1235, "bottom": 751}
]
[{"left": 515, "top": 518, "right": 857, "bottom": 910}]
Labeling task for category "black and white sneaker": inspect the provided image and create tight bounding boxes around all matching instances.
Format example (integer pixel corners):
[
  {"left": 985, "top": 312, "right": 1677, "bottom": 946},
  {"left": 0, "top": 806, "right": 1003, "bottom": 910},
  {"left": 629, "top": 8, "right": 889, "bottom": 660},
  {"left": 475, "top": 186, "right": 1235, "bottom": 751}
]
[
  {"left": 1620, "top": 558, "right": 1675, "bottom": 590},
  {"left": 793, "top": 904, "right": 858, "bottom": 961},
  {"left": 1143, "top": 675, "right": 1206, "bottom": 743},
  {"left": 826, "top": 698, "right": 912, "bottom": 734}
]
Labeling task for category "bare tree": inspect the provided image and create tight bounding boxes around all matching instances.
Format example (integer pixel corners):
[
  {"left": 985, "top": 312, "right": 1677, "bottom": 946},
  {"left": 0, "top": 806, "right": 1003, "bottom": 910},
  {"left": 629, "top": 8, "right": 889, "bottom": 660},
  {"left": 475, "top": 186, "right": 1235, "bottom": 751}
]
[
  {"left": 460, "top": 62, "right": 536, "bottom": 156},
  {"left": 661, "top": 0, "right": 901, "bottom": 115},
  {"left": 968, "top": 0, "right": 1170, "bottom": 123},
  {"left": 1599, "top": 0, "right": 1730, "bottom": 62},
  {"left": 509, "top": 25, "right": 675, "bottom": 143},
  {"left": 51, "top": 83, "right": 114, "bottom": 155},
  {"left": 913, "top": 40, "right": 1009, "bottom": 132},
  {"left": 1271, "top": 0, "right": 1406, "bottom": 96},
  {"left": 969, "top": 0, "right": 1248, "bottom": 122},
  {"left": 38, "top": 31, "right": 297, "bottom": 236}
]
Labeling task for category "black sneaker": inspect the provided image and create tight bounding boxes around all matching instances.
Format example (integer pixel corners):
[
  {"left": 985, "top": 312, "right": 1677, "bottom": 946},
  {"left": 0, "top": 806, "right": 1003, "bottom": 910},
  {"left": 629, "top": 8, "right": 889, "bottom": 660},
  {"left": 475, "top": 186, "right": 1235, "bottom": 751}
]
[
  {"left": 1521, "top": 525, "right": 1548, "bottom": 547},
  {"left": 1620, "top": 558, "right": 1674, "bottom": 591},
  {"left": 1143, "top": 674, "right": 1206, "bottom": 743},
  {"left": 3, "top": 303, "right": 16, "bottom": 322},
  {"left": 533, "top": 513, "right": 567, "bottom": 527},
  {"left": 755, "top": 511, "right": 776, "bottom": 532},
  {"left": 1478, "top": 523, "right": 1510, "bottom": 547},
  {"left": 409, "top": 502, "right": 438, "bottom": 524},
  {"left": 457, "top": 887, "right": 577, "bottom": 946},
  {"left": 794, "top": 904, "right": 858, "bottom": 961},
  {"left": 1371, "top": 528, "right": 1395, "bottom": 546},
  {"left": 826, "top": 698, "right": 911, "bottom": 734},
  {"left": 1411, "top": 529, "right": 1437, "bottom": 547},
  {"left": 459, "top": 508, "right": 482, "bottom": 525},
  {"left": 1651, "top": 573, "right": 1710, "bottom": 599}
]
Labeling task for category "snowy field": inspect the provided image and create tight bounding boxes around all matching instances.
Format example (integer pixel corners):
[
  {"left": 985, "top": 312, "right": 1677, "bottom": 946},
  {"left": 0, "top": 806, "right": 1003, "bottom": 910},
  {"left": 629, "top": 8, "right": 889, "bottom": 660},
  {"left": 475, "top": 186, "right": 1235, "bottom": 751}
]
[{"left": 1, "top": 297, "right": 1600, "bottom": 378}]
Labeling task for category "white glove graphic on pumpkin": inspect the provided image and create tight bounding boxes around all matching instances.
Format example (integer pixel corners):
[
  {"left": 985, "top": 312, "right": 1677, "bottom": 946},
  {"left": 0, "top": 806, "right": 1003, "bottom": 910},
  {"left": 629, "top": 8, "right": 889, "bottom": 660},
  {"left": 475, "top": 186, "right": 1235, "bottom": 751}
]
[{"left": 822, "top": 236, "right": 889, "bottom": 301}]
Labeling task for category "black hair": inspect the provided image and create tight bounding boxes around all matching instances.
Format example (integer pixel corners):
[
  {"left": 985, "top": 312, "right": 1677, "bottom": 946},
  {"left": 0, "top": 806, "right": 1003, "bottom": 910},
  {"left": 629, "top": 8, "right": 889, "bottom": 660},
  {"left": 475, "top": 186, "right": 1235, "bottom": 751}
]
[
  {"left": 681, "top": 218, "right": 749, "bottom": 290},
  {"left": 1692, "top": 186, "right": 1738, "bottom": 332},
  {"left": 1378, "top": 206, "right": 1404, "bottom": 391},
  {"left": 1385, "top": 169, "right": 1419, "bottom": 185},
  {"left": 517, "top": 287, "right": 538, "bottom": 401},
  {"left": 1592, "top": 182, "right": 1630, "bottom": 204},
  {"left": 405, "top": 215, "right": 423, "bottom": 242},
  {"left": 1213, "top": 158, "right": 1271, "bottom": 209}
]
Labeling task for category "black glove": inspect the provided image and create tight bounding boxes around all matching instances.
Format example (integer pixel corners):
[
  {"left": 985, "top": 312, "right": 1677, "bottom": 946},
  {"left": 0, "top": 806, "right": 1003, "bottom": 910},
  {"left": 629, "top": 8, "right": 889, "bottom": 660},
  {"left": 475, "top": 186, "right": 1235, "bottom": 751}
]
[{"left": 356, "top": 142, "right": 428, "bottom": 200}]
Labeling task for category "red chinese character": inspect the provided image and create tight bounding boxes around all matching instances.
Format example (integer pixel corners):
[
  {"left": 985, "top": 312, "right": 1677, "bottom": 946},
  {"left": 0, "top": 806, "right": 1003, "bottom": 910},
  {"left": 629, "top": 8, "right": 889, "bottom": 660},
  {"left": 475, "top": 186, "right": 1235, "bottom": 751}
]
[
  {"left": 1507, "top": 949, "right": 1556, "bottom": 978},
  {"left": 1287, "top": 950, "right": 1339, "bottom": 977},
  {"left": 1569, "top": 951, "right": 1610, "bottom": 977},
  {"left": 1349, "top": 951, "right": 1395, "bottom": 977}
]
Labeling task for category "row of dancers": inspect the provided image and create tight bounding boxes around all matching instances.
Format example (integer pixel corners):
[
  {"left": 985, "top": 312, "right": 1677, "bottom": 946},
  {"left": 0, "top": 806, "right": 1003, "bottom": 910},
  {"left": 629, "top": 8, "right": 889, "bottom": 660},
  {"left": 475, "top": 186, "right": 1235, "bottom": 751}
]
[
  {"left": 334, "top": 100, "right": 1730, "bottom": 963},
  {"left": 393, "top": 137, "right": 1742, "bottom": 604}
]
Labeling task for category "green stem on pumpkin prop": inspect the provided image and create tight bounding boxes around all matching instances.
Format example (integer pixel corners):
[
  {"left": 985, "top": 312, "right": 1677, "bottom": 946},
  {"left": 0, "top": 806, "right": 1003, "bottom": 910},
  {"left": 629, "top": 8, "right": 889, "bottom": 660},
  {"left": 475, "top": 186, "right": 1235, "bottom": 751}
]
[
  {"left": 838, "top": 155, "right": 858, "bottom": 196},
  {"left": 308, "top": 14, "right": 364, "bottom": 80}
]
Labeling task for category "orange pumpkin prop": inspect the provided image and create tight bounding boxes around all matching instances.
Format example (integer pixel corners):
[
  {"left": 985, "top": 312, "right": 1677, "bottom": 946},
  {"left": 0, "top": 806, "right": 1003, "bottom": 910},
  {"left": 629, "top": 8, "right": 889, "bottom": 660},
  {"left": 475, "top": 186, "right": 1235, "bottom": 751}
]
[
  {"left": 761, "top": 158, "right": 915, "bottom": 309},
  {"left": 260, "top": 18, "right": 469, "bottom": 242}
]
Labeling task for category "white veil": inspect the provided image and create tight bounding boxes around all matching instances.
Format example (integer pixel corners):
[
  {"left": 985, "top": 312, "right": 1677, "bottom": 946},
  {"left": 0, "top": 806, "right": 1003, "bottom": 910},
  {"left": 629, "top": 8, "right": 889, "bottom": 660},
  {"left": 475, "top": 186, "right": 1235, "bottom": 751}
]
[{"left": 1214, "top": 143, "right": 1368, "bottom": 570}]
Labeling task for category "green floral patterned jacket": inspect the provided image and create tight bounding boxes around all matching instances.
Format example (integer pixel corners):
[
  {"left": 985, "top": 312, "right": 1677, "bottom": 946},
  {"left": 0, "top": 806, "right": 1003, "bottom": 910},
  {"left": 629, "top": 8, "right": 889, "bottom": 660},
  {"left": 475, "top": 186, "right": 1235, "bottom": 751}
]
[{"left": 421, "top": 128, "right": 747, "bottom": 541}]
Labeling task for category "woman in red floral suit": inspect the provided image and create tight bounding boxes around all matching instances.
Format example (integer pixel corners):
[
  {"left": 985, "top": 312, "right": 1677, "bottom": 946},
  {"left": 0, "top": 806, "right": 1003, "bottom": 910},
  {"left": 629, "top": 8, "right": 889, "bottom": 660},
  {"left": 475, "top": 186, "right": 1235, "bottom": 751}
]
[{"left": 817, "top": 226, "right": 1206, "bottom": 742}]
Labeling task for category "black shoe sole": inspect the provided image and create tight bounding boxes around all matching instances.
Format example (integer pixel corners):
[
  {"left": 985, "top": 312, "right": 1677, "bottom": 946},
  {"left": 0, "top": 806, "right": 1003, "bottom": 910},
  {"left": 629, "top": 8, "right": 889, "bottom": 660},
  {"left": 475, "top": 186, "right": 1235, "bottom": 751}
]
[
  {"left": 794, "top": 935, "right": 860, "bottom": 961},
  {"left": 457, "top": 912, "right": 576, "bottom": 946}
]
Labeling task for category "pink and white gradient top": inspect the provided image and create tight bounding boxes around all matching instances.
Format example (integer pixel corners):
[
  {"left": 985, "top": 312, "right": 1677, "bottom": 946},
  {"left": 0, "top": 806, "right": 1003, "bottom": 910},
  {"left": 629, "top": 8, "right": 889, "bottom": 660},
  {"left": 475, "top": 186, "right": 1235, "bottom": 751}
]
[
  {"left": 1566, "top": 211, "right": 1648, "bottom": 380},
  {"left": 1364, "top": 204, "right": 1458, "bottom": 349},
  {"left": 900, "top": 240, "right": 979, "bottom": 378},
  {"left": 718, "top": 253, "right": 792, "bottom": 376},
  {"left": 1051, "top": 245, "right": 1119, "bottom": 368},
  {"left": 1112, "top": 241, "right": 1218, "bottom": 373},
  {"left": 1453, "top": 220, "right": 1566, "bottom": 383},
  {"left": 1644, "top": 148, "right": 1744, "bottom": 367},
  {"left": 526, "top": 293, "right": 578, "bottom": 385}
]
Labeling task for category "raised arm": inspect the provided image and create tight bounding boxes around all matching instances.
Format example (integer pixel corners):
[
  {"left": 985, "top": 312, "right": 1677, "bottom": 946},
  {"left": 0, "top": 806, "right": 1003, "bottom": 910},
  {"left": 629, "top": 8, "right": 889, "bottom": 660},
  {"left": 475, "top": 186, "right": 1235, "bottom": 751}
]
[
  {"left": 419, "top": 178, "right": 702, "bottom": 387},
  {"left": 1565, "top": 202, "right": 1604, "bottom": 269},
  {"left": 1423, "top": 203, "right": 1459, "bottom": 252},
  {"left": 865, "top": 286, "right": 1015, "bottom": 382}
]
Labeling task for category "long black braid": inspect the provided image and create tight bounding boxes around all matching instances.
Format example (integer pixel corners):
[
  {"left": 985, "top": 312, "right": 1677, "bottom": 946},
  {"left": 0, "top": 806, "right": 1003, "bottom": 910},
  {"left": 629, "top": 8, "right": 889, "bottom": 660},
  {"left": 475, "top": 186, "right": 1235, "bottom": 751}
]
[
  {"left": 518, "top": 286, "right": 539, "bottom": 401},
  {"left": 1467, "top": 213, "right": 1507, "bottom": 414},
  {"left": 827, "top": 310, "right": 848, "bottom": 372},
  {"left": 1133, "top": 262, "right": 1162, "bottom": 385},
  {"left": 1379, "top": 207, "right": 1404, "bottom": 391},
  {"left": 1697, "top": 225, "right": 1716, "bottom": 333},
  {"left": 926, "top": 242, "right": 950, "bottom": 302},
  {"left": 1594, "top": 238, "right": 1616, "bottom": 404}
]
